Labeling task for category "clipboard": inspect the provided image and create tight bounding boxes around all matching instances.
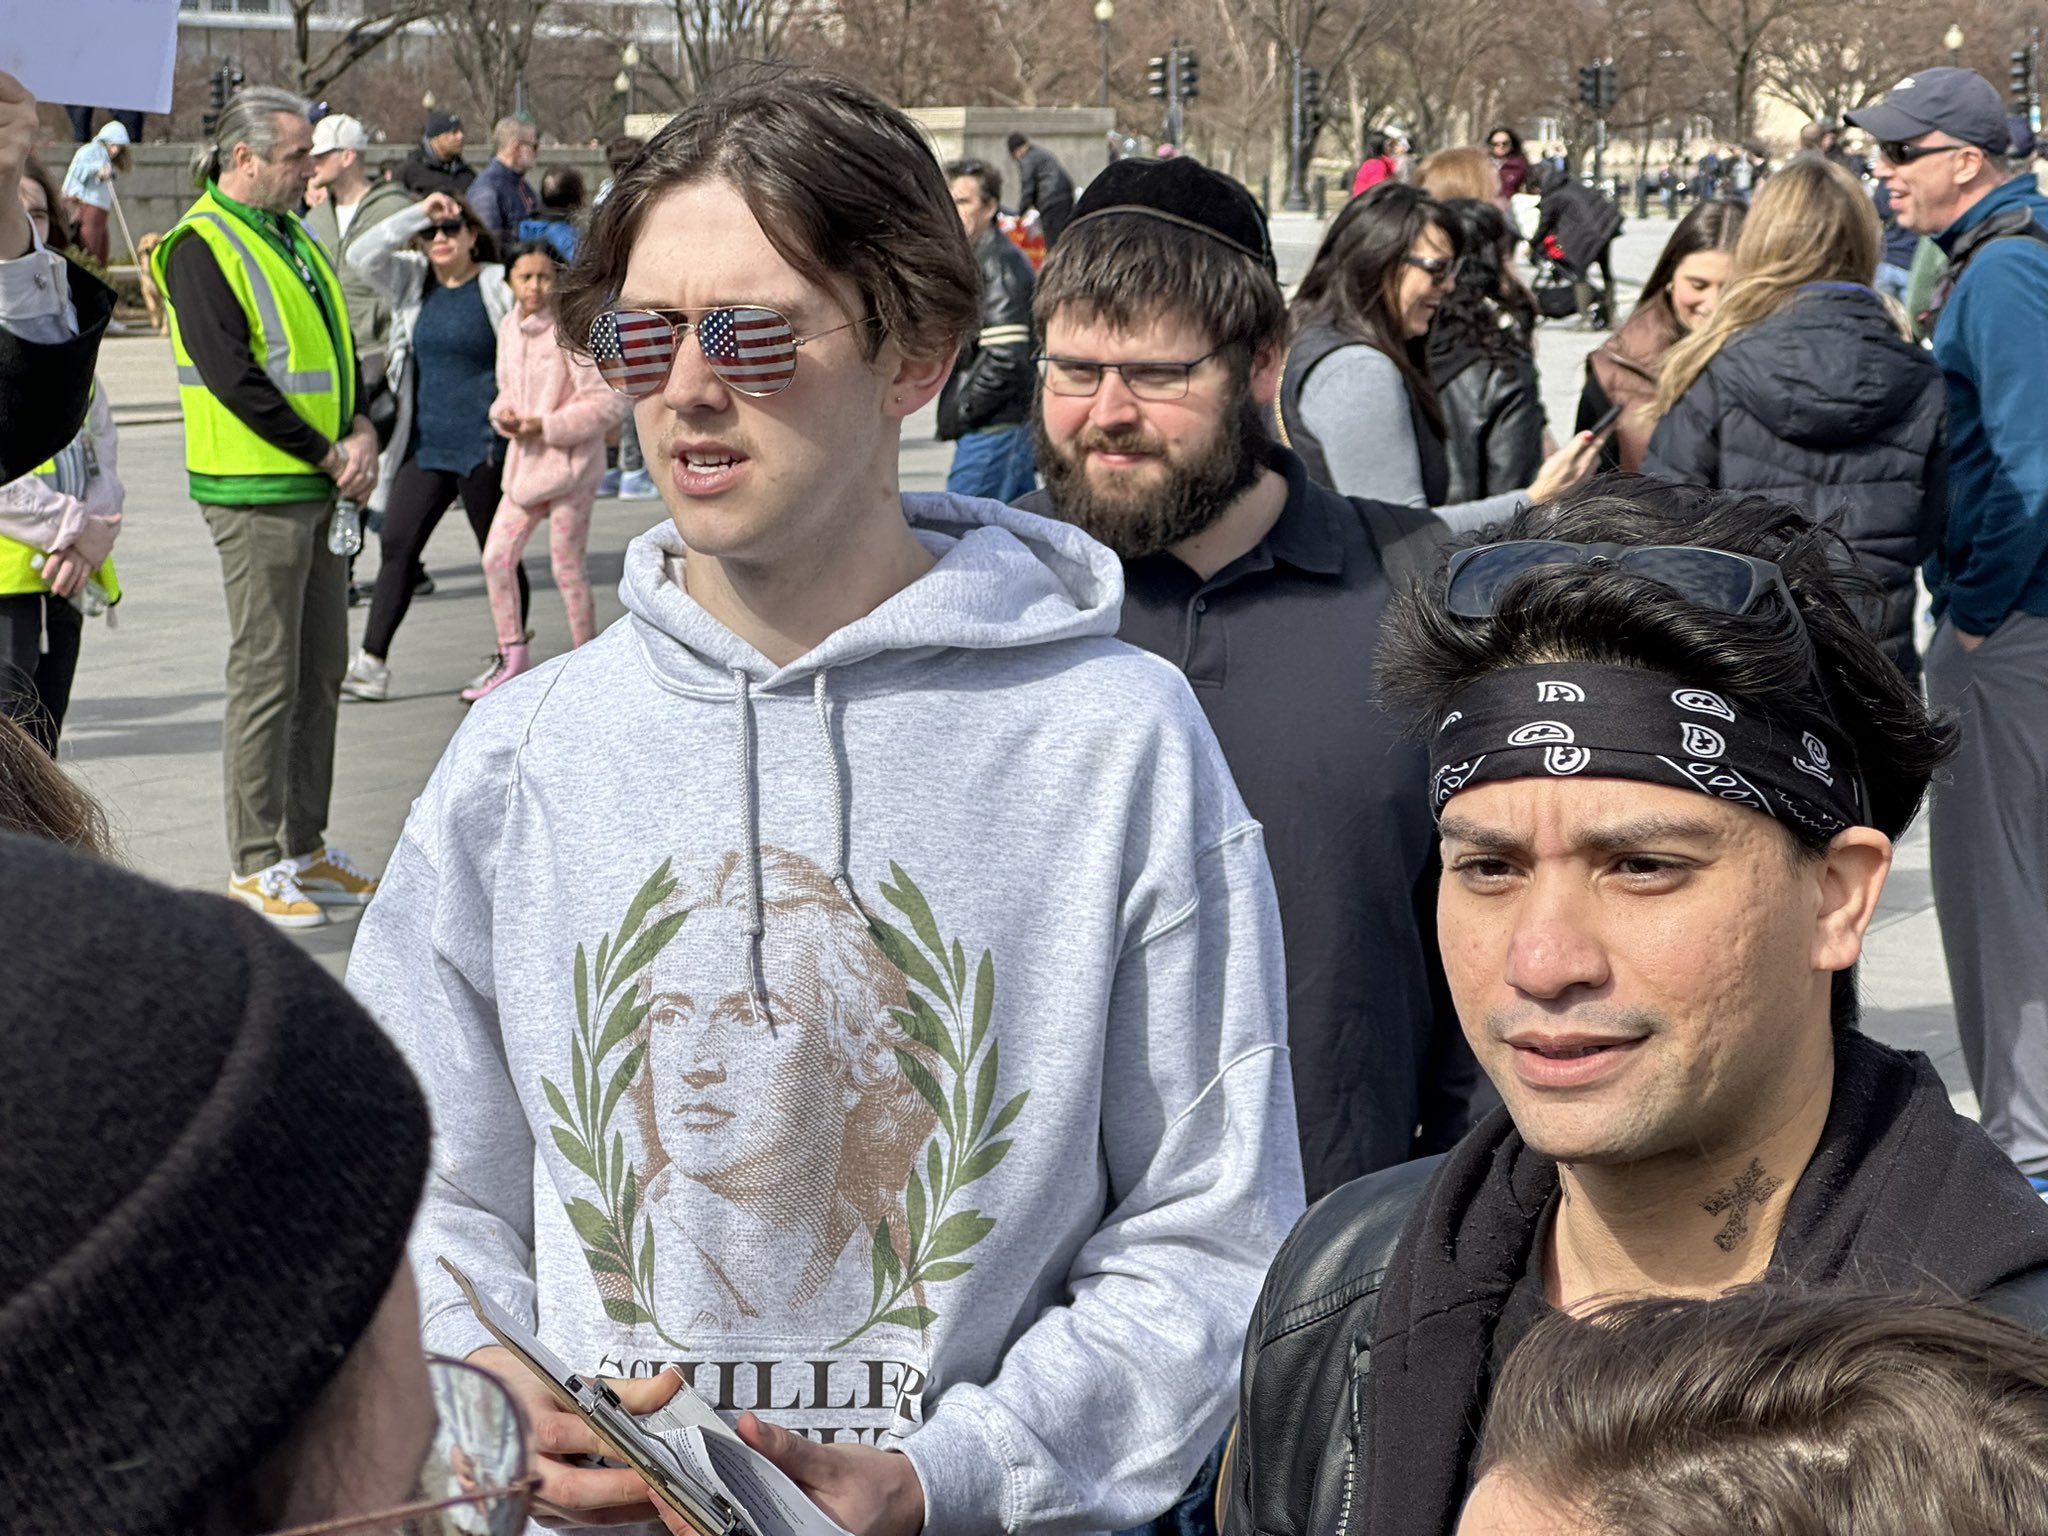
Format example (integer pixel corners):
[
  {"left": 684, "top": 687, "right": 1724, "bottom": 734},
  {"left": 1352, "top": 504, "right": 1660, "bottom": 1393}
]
[{"left": 439, "top": 1256, "right": 748, "bottom": 1536}]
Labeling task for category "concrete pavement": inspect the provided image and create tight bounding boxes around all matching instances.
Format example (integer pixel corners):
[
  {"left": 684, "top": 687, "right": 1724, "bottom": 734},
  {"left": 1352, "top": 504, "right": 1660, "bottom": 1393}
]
[{"left": 53, "top": 211, "right": 1967, "bottom": 1109}]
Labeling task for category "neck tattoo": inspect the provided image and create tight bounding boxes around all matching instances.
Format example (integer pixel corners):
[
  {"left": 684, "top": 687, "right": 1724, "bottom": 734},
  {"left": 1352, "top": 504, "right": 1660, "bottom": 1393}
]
[{"left": 1700, "top": 1158, "right": 1783, "bottom": 1252}]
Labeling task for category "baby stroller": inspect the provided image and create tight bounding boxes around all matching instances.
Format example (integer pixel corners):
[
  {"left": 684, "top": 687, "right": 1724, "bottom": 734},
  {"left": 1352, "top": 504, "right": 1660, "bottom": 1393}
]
[
  {"left": 1531, "top": 244, "right": 1588, "bottom": 323},
  {"left": 1531, "top": 171, "right": 1622, "bottom": 328}
]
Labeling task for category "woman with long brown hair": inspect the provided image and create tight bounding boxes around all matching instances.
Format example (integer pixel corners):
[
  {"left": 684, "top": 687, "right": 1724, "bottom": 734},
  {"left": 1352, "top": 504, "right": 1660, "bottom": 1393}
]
[
  {"left": 1279, "top": 183, "right": 1598, "bottom": 530},
  {"left": 1576, "top": 198, "right": 1745, "bottom": 472},
  {"left": 1644, "top": 155, "right": 1945, "bottom": 680}
]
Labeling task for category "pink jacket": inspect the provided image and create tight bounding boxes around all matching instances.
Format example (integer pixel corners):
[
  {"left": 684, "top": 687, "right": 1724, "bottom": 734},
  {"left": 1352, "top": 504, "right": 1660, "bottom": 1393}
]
[{"left": 491, "top": 310, "right": 631, "bottom": 506}]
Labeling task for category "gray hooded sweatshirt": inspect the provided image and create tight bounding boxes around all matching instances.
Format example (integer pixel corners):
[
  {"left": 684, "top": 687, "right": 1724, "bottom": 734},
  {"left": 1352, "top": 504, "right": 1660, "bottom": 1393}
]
[{"left": 346, "top": 492, "right": 1305, "bottom": 1535}]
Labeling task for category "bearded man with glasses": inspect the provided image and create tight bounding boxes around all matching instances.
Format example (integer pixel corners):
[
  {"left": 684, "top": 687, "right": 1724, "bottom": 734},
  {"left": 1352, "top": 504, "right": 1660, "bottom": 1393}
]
[
  {"left": 1848, "top": 68, "right": 2048, "bottom": 1195},
  {"left": 1026, "top": 155, "right": 1488, "bottom": 1216},
  {"left": 348, "top": 69, "right": 1304, "bottom": 1536},
  {"left": 1222, "top": 476, "right": 2048, "bottom": 1536}
]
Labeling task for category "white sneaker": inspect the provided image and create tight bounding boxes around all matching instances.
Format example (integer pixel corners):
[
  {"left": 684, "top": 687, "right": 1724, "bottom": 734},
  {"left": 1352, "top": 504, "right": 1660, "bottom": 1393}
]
[
  {"left": 228, "top": 862, "right": 328, "bottom": 928},
  {"left": 341, "top": 651, "right": 389, "bottom": 701}
]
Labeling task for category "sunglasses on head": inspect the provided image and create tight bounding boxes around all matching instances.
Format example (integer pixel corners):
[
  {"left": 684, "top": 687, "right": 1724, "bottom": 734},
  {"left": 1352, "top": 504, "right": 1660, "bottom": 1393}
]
[
  {"left": 589, "top": 306, "right": 868, "bottom": 398},
  {"left": 1878, "top": 139, "right": 1969, "bottom": 165},
  {"left": 1444, "top": 539, "right": 1867, "bottom": 813}
]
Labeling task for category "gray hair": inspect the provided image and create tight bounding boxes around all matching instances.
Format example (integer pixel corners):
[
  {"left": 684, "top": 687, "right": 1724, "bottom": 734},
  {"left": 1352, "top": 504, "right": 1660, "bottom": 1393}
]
[{"left": 193, "top": 86, "right": 310, "bottom": 188}]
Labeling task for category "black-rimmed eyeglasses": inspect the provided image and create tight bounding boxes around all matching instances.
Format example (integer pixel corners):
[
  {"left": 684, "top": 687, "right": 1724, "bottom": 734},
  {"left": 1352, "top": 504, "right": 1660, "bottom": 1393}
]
[{"left": 1035, "top": 348, "right": 1223, "bottom": 401}]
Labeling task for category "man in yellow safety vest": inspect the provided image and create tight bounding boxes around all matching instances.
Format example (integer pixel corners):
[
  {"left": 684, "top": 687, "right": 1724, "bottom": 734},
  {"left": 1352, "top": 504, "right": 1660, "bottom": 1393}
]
[{"left": 153, "top": 85, "right": 384, "bottom": 927}]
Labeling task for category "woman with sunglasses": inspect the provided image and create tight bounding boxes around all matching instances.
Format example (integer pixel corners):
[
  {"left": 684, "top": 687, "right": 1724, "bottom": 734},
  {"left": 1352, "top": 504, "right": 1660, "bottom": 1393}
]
[
  {"left": 1645, "top": 155, "right": 1946, "bottom": 682},
  {"left": 1280, "top": 183, "right": 1600, "bottom": 531},
  {"left": 342, "top": 190, "right": 527, "bottom": 701},
  {"left": 1576, "top": 197, "right": 1745, "bottom": 473}
]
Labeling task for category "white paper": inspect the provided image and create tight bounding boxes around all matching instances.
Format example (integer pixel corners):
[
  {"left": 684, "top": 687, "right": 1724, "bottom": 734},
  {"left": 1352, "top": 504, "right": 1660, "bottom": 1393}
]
[{"left": 2, "top": 0, "right": 181, "bottom": 116}]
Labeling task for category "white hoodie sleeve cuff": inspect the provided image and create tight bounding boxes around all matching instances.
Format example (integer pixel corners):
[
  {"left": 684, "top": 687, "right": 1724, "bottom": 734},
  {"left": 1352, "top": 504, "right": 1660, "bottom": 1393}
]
[
  {"left": 420, "top": 1294, "right": 502, "bottom": 1363},
  {"left": 900, "top": 1400, "right": 1016, "bottom": 1536}
]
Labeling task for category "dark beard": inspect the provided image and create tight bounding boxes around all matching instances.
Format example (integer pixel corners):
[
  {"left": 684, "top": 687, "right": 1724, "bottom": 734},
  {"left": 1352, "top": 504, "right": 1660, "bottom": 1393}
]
[{"left": 1032, "top": 377, "right": 1271, "bottom": 561}]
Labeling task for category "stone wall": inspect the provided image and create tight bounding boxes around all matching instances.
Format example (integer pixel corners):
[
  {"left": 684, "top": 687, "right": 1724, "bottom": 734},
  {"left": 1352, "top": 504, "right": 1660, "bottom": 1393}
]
[{"left": 906, "top": 107, "right": 1115, "bottom": 213}]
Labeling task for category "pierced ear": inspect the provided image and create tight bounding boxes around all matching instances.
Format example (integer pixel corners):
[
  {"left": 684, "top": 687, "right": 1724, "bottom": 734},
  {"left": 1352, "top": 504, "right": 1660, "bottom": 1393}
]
[
  {"left": 1810, "top": 827, "right": 1892, "bottom": 976},
  {"left": 885, "top": 343, "right": 958, "bottom": 420}
]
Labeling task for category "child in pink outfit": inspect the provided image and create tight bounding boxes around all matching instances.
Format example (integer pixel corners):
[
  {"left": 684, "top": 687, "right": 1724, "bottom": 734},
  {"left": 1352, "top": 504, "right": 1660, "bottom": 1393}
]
[{"left": 468, "top": 243, "right": 630, "bottom": 701}]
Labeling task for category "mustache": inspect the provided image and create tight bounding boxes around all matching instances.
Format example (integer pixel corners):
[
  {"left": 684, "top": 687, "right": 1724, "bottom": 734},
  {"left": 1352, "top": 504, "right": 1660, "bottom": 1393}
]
[{"left": 1070, "top": 423, "right": 1168, "bottom": 457}]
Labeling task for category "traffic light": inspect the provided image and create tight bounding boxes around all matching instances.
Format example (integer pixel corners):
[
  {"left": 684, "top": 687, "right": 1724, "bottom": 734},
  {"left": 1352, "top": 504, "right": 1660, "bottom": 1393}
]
[
  {"left": 1148, "top": 55, "right": 1169, "bottom": 99},
  {"left": 1577, "top": 63, "right": 1600, "bottom": 110},
  {"left": 1598, "top": 61, "right": 1618, "bottom": 111},
  {"left": 2014, "top": 48, "right": 2034, "bottom": 112},
  {"left": 1301, "top": 65, "right": 1324, "bottom": 133},
  {"left": 1178, "top": 49, "right": 1200, "bottom": 100},
  {"left": 203, "top": 62, "right": 242, "bottom": 139}
]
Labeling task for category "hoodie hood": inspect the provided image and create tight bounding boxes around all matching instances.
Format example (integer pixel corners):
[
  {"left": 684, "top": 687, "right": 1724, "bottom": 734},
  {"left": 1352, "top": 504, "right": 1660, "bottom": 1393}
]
[
  {"left": 618, "top": 492, "right": 1124, "bottom": 693},
  {"left": 1712, "top": 284, "right": 1930, "bottom": 448}
]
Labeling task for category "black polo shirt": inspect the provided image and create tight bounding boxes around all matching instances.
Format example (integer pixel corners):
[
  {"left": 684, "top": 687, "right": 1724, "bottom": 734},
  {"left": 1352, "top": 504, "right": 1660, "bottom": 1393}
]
[{"left": 1023, "top": 449, "right": 1465, "bottom": 1200}]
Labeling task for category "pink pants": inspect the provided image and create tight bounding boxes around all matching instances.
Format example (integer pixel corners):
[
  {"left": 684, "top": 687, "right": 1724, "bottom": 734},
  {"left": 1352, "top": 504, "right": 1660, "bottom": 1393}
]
[{"left": 481, "top": 490, "right": 596, "bottom": 649}]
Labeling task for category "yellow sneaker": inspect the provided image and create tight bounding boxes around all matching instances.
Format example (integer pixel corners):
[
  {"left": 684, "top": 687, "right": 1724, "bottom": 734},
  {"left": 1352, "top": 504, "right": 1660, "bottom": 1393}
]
[
  {"left": 294, "top": 846, "right": 380, "bottom": 906},
  {"left": 228, "top": 863, "right": 328, "bottom": 929}
]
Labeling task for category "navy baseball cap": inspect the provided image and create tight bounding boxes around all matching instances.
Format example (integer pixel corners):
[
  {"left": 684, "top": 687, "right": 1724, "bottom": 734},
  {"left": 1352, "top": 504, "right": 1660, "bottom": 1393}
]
[{"left": 1846, "top": 67, "right": 2012, "bottom": 155}]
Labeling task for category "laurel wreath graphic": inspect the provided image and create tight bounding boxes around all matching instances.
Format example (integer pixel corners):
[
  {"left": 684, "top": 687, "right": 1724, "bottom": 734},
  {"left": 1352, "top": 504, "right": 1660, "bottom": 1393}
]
[
  {"left": 834, "top": 862, "right": 1029, "bottom": 1348},
  {"left": 541, "top": 858, "right": 689, "bottom": 1349}
]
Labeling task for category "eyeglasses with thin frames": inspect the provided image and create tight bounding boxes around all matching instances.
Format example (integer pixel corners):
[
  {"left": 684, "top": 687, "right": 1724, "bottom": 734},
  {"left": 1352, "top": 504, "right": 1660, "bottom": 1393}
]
[
  {"left": 259, "top": 1356, "right": 538, "bottom": 1536},
  {"left": 590, "top": 306, "right": 870, "bottom": 398},
  {"left": 1034, "top": 347, "right": 1224, "bottom": 401}
]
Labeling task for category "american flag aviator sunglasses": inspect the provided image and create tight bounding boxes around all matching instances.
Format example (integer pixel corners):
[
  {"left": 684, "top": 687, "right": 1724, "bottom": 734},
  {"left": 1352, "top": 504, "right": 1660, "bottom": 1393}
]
[{"left": 588, "top": 305, "right": 861, "bottom": 398}]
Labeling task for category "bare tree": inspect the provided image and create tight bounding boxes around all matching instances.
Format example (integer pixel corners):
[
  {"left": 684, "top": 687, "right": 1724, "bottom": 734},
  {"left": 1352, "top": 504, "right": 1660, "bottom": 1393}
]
[
  {"left": 1672, "top": 0, "right": 1818, "bottom": 135},
  {"left": 434, "top": 0, "right": 556, "bottom": 123},
  {"left": 288, "top": 0, "right": 447, "bottom": 99}
]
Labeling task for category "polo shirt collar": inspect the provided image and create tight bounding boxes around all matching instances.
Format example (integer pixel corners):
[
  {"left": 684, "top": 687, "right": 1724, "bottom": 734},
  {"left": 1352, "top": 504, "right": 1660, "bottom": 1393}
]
[{"left": 1256, "top": 446, "right": 1345, "bottom": 576}]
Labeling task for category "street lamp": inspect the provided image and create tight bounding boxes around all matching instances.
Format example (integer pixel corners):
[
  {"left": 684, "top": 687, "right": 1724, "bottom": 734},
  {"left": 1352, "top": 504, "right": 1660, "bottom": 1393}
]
[
  {"left": 618, "top": 41, "right": 640, "bottom": 119},
  {"left": 1946, "top": 23, "right": 1965, "bottom": 61},
  {"left": 1093, "top": 0, "right": 1114, "bottom": 110}
]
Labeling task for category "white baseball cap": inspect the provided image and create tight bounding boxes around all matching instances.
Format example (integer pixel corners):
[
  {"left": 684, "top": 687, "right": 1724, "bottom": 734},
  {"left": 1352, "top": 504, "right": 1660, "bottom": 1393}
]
[{"left": 310, "top": 114, "right": 370, "bottom": 156}]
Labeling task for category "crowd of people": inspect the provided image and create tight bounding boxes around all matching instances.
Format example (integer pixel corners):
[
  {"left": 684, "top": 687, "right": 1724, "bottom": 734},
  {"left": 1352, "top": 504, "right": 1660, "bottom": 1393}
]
[{"left": 2, "top": 50, "right": 2048, "bottom": 1536}]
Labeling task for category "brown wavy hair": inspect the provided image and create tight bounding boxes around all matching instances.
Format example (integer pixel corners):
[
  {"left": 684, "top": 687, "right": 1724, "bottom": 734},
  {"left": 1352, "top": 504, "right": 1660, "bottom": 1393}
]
[
  {"left": 556, "top": 66, "right": 979, "bottom": 370},
  {"left": 0, "top": 715, "right": 110, "bottom": 854}
]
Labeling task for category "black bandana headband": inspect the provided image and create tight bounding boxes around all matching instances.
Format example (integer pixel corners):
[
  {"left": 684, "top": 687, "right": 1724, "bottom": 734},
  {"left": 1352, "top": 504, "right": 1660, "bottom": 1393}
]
[{"left": 1428, "top": 664, "right": 1863, "bottom": 838}]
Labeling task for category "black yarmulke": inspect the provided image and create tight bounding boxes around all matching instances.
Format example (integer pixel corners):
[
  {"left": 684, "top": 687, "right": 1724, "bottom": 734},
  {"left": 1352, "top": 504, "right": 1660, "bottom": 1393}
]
[
  {"left": 1068, "top": 156, "right": 1276, "bottom": 274},
  {"left": 0, "top": 833, "right": 431, "bottom": 1535}
]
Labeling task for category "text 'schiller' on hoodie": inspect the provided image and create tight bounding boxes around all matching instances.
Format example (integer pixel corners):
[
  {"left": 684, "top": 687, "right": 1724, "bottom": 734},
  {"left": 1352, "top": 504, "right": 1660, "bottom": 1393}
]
[{"left": 346, "top": 493, "right": 1307, "bottom": 1536}]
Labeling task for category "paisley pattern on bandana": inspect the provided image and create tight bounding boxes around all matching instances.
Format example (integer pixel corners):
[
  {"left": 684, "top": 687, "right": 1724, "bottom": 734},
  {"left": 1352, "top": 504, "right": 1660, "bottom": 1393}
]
[{"left": 1428, "top": 664, "right": 1861, "bottom": 835}]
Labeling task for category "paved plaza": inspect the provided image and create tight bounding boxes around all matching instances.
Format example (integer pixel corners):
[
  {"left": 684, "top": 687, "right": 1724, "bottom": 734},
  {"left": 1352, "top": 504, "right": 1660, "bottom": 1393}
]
[{"left": 60, "top": 213, "right": 1965, "bottom": 1108}]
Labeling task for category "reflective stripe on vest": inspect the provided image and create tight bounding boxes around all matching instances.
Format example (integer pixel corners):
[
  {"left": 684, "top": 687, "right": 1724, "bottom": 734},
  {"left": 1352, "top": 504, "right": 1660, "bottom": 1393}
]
[{"left": 153, "top": 190, "right": 355, "bottom": 483}]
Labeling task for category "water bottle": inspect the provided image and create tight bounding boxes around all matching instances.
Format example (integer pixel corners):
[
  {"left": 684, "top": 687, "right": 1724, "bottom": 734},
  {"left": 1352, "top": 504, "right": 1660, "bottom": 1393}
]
[{"left": 329, "top": 497, "right": 364, "bottom": 558}]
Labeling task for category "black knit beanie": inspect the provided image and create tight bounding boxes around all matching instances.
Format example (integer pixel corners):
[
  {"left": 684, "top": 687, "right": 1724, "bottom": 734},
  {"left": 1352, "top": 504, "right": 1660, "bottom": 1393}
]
[
  {"left": 0, "top": 834, "right": 433, "bottom": 1536},
  {"left": 1066, "top": 155, "right": 1277, "bottom": 276}
]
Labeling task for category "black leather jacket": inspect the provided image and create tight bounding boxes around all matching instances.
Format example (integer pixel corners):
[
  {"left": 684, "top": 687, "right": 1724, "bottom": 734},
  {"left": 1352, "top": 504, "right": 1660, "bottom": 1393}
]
[
  {"left": 1433, "top": 351, "right": 1543, "bottom": 504},
  {"left": 937, "top": 225, "right": 1037, "bottom": 440},
  {"left": 1226, "top": 1155, "right": 2048, "bottom": 1536}
]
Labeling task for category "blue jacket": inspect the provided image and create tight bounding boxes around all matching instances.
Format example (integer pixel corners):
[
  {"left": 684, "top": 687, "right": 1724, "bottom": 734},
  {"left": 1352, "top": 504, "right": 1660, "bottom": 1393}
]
[
  {"left": 1931, "top": 175, "right": 2048, "bottom": 634},
  {"left": 469, "top": 158, "right": 538, "bottom": 257}
]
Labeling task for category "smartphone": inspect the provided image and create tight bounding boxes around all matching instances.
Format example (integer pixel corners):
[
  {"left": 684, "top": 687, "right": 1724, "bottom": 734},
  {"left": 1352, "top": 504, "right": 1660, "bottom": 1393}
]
[{"left": 1588, "top": 401, "right": 1625, "bottom": 439}]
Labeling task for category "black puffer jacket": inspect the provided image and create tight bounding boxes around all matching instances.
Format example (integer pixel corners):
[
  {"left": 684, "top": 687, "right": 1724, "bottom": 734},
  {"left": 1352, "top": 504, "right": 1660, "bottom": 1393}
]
[{"left": 1644, "top": 283, "right": 1947, "bottom": 680}]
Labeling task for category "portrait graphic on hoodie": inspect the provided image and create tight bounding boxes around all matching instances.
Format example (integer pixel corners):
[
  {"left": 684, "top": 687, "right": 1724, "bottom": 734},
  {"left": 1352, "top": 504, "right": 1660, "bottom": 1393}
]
[{"left": 543, "top": 847, "right": 1029, "bottom": 1357}]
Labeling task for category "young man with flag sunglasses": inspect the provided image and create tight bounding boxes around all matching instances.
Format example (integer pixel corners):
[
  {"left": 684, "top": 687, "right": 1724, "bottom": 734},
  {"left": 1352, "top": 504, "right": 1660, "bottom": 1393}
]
[{"left": 347, "top": 67, "right": 1303, "bottom": 1536}]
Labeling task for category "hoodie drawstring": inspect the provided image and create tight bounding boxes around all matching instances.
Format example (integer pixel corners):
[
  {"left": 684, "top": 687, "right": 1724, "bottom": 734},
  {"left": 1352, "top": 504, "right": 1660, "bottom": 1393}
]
[
  {"left": 732, "top": 669, "right": 771, "bottom": 1027},
  {"left": 813, "top": 671, "right": 874, "bottom": 926},
  {"left": 731, "top": 668, "right": 872, "bottom": 1027}
]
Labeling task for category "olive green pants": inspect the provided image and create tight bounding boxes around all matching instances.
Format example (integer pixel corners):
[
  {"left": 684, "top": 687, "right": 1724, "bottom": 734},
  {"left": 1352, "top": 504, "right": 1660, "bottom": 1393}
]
[{"left": 201, "top": 497, "right": 347, "bottom": 877}]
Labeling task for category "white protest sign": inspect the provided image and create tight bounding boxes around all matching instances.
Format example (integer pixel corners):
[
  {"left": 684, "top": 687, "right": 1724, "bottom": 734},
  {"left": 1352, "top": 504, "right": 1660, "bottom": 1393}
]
[{"left": 1, "top": 0, "right": 181, "bottom": 116}]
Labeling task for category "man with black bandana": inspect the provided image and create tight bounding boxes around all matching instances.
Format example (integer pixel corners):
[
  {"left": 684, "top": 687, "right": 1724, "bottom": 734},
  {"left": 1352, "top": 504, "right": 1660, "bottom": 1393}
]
[
  {"left": 1023, "top": 156, "right": 1478, "bottom": 1203},
  {"left": 1224, "top": 476, "right": 2048, "bottom": 1536}
]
